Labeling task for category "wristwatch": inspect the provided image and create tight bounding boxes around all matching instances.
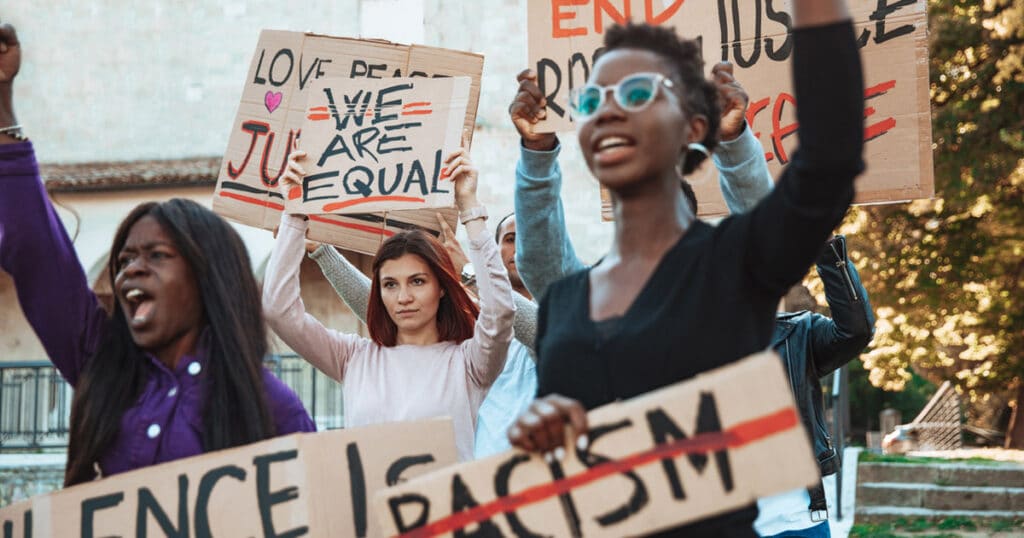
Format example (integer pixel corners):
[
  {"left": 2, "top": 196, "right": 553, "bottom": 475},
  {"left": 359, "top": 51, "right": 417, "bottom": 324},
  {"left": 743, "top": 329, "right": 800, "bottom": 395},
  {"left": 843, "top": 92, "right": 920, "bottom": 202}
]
[
  {"left": 460, "top": 262, "right": 476, "bottom": 286},
  {"left": 459, "top": 205, "right": 488, "bottom": 224}
]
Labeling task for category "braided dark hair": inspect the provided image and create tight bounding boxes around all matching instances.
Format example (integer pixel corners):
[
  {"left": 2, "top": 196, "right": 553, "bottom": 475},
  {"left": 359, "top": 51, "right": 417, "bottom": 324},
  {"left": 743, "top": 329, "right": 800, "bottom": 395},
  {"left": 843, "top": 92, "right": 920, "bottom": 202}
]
[{"left": 602, "top": 23, "right": 720, "bottom": 174}]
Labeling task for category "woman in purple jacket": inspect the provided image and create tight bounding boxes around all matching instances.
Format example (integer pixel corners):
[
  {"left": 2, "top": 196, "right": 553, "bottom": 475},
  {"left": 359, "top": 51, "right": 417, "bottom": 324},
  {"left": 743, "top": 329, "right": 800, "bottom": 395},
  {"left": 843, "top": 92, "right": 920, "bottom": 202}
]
[{"left": 0, "top": 24, "right": 314, "bottom": 486}]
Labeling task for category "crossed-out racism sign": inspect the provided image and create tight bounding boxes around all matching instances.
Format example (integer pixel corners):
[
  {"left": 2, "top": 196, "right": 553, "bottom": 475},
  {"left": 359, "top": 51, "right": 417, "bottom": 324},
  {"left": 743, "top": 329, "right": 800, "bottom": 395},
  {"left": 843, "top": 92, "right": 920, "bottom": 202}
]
[
  {"left": 527, "top": 0, "right": 934, "bottom": 217},
  {"left": 213, "top": 31, "right": 483, "bottom": 255},
  {"left": 2, "top": 354, "right": 819, "bottom": 537},
  {"left": 373, "top": 352, "right": 819, "bottom": 537},
  {"left": 0, "top": 420, "right": 457, "bottom": 538}
]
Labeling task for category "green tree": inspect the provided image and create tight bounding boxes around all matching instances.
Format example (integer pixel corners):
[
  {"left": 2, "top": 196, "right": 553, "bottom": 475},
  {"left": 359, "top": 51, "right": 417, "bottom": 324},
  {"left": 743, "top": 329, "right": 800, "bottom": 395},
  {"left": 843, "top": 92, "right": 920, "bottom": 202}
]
[{"left": 841, "top": 0, "right": 1024, "bottom": 447}]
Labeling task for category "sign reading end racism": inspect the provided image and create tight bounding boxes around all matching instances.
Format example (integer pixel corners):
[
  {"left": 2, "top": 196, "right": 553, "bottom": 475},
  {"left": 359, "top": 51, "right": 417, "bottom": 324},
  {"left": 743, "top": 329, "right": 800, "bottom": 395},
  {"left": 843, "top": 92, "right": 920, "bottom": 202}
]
[
  {"left": 526, "top": 0, "right": 934, "bottom": 216},
  {"left": 0, "top": 419, "right": 457, "bottom": 538},
  {"left": 213, "top": 30, "right": 483, "bottom": 254},
  {"left": 372, "top": 352, "right": 819, "bottom": 537},
  {"left": 290, "top": 77, "right": 471, "bottom": 215}
]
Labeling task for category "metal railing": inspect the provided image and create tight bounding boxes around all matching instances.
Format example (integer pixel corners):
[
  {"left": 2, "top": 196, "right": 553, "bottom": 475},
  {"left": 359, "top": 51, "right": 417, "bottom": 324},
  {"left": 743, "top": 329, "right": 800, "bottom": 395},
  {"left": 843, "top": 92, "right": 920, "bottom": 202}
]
[
  {"left": 0, "top": 361, "right": 72, "bottom": 451},
  {"left": 0, "top": 354, "right": 343, "bottom": 452},
  {"left": 828, "top": 364, "right": 850, "bottom": 521},
  {"left": 264, "top": 354, "right": 345, "bottom": 432}
]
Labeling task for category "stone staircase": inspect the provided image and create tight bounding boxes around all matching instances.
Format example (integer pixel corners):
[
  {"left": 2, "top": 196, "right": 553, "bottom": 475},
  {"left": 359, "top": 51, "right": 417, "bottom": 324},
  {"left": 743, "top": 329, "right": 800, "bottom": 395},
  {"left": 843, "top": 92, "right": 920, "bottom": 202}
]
[{"left": 856, "top": 459, "right": 1024, "bottom": 525}]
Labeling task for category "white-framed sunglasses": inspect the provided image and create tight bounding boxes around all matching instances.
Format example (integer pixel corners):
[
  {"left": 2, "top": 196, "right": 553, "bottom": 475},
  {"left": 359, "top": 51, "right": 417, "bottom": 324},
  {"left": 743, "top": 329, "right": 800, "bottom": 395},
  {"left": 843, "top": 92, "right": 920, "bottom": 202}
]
[{"left": 569, "top": 73, "right": 675, "bottom": 120}]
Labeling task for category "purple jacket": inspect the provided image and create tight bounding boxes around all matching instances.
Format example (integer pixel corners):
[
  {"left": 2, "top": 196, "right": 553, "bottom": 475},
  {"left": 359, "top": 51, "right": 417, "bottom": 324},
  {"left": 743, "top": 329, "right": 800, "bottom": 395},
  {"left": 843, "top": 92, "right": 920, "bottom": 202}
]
[{"left": 0, "top": 142, "right": 315, "bottom": 478}]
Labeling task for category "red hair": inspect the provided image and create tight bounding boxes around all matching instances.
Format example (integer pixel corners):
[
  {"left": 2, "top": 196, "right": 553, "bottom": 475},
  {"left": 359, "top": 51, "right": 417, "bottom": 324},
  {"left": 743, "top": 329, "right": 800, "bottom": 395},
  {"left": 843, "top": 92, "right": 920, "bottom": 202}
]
[{"left": 367, "top": 230, "right": 479, "bottom": 346}]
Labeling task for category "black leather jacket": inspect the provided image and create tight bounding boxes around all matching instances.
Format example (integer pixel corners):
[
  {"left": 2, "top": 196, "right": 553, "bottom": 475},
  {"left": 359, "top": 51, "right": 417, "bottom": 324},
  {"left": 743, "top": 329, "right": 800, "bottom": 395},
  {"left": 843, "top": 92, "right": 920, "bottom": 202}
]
[{"left": 771, "top": 235, "right": 874, "bottom": 478}]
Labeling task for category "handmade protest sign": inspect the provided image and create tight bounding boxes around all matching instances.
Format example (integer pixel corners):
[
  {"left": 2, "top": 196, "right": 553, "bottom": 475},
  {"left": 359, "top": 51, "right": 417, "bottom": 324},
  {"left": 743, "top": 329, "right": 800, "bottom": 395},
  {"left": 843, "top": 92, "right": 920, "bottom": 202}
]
[
  {"left": 1, "top": 419, "right": 456, "bottom": 538},
  {"left": 527, "top": 0, "right": 933, "bottom": 216},
  {"left": 214, "top": 30, "right": 483, "bottom": 254},
  {"left": 290, "top": 77, "right": 471, "bottom": 215},
  {"left": 372, "top": 351, "right": 818, "bottom": 537},
  {"left": 0, "top": 500, "right": 32, "bottom": 538}
]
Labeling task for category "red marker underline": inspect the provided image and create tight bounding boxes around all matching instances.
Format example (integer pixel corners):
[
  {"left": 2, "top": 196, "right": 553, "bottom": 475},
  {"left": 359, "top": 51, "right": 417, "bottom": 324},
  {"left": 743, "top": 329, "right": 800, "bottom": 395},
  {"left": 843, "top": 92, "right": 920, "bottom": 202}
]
[
  {"left": 396, "top": 407, "right": 799, "bottom": 538},
  {"left": 322, "top": 196, "right": 425, "bottom": 212}
]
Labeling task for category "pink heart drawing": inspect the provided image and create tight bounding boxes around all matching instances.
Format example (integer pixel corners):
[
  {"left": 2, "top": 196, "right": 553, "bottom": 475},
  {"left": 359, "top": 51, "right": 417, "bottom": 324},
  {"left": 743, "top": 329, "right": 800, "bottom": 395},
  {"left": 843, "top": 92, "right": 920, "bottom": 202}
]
[{"left": 264, "top": 91, "right": 283, "bottom": 113}]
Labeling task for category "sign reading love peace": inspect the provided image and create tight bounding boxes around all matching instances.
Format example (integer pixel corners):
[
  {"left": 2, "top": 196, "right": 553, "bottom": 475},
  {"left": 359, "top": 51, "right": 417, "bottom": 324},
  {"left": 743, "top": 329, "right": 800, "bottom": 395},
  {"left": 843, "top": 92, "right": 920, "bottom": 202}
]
[{"left": 213, "top": 31, "right": 483, "bottom": 255}]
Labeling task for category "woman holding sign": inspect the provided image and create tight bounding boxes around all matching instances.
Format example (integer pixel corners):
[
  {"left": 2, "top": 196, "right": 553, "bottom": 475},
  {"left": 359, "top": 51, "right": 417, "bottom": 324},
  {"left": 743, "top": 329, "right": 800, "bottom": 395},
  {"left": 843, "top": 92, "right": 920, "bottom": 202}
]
[
  {"left": 264, "top": 146, "right": 514, "bottom": 461},
  {"left": 0, "top": 24, "right": 315, "bottom": 486},
  {"left": 508, "top": 0, "right": 864, "bottom": 536}
]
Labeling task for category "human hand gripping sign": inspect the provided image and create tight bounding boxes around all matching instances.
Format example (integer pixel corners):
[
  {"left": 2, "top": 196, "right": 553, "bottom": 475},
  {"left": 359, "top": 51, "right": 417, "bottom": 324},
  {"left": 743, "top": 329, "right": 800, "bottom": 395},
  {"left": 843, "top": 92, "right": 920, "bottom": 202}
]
[
  {"left": 711, "top": 61, "right": 750, "bottom": 142},
  {"left": 508, "top": 394, "right": 590, "bottom": 462},
  {"left": 509, "top": 69, "right": 558, "bottom": 152}
]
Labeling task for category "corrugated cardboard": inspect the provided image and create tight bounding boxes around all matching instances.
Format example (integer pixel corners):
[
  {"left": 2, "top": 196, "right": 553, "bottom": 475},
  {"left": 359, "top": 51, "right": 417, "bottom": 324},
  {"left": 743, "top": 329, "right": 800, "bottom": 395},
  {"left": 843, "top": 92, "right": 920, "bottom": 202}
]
[
  {"left": 0, "top": 419, "right": 456, "bottom": 538},
  {"left": 372, "top": 351, "right": 819, "bottom": 537},
  {"left": 525, "top": 0, "right": 933, "bottom": 217},
  {"left": 214, "top": 30, "right": 483, "bottom": 253},
  {"left": 292, "top": 77, "right": 470, "bottom": 215}
]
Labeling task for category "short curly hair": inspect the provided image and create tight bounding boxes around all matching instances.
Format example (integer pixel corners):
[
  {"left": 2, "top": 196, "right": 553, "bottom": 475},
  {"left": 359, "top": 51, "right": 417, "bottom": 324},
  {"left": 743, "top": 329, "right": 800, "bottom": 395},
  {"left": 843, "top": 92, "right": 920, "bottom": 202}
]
[{"left": 601, "top": 23, "right": 720, "bottom": 174}]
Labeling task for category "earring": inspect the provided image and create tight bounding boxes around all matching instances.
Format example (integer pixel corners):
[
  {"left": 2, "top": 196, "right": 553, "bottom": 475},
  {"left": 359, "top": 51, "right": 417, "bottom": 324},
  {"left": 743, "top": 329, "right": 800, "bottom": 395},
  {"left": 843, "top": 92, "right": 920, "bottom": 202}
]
[
  {"left": 679, "top": 142, "right": 711, "bottom": 176},
  {"left": 687, "top": 142, "right": 711, "bottom": 159}
]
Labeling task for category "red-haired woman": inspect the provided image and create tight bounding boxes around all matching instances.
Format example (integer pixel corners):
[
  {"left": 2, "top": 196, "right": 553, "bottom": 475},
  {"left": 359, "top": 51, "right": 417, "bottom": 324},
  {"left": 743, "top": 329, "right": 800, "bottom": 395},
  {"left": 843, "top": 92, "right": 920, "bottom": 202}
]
[{"left": 262, "top": 147, "right": 515, "bottom": 460}]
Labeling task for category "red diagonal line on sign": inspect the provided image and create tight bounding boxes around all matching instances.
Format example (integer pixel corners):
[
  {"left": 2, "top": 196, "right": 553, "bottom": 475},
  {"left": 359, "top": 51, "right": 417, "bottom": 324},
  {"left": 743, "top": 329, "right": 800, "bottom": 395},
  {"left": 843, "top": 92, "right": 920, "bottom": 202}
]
[
  {"left": 322, "top": 196, "right": 425, "bottom": 212},
  {"left": 308, "top": 214, "right": 395, "bottom": 237},
  {"left": 865, "top": 118, "right": 897, "bottom": 142},
  {"left": 403, "top": 102, "right": 432, "bottom": 108},
  {"left": 865, "top": 79, "right": 897, "bottom": 95},
  {"left": 396, "top": 407, "right": 799, "bottom": 538},
  {"left": 218, "top": 191, "right": 285, "bottom": 211},
  {"left": 401, "top": 109, "right": 433, "bottom": 116}
]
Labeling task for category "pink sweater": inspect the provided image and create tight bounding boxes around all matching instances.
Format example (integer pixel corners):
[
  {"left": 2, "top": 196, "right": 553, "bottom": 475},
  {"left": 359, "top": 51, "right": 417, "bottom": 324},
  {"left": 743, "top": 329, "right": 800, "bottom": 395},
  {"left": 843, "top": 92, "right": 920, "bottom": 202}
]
[{"left": 262, "top": 215, "right": 516, "bottom": 460}]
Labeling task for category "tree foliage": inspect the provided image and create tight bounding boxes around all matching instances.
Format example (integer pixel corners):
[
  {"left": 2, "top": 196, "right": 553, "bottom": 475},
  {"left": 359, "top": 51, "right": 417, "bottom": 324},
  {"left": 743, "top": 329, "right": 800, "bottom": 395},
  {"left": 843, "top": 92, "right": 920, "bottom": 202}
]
[{"left": 826, "top": 0, "right": 1023, "bottom": 439}]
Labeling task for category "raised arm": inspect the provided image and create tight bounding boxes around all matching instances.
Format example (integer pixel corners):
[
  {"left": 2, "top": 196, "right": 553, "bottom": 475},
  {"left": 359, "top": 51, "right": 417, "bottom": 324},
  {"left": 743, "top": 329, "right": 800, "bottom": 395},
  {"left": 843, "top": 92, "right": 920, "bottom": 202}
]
[
  {"left": 445, "top": 149, "right": 515, "bottom": 388},
  {"left": 435, "top": 213, "right": 538, "bottom": 356},
  {"left": 710, "top": 62, "right": 774, "bottom": 214},
  {"left": 511, "top": 69, "right": 588, "bottom": 301},
  {"left": 263, "top": 149, "right": 366, "bottom": 382},
  {"left": 310, "top": 244, "right": 371, "bottom": 323},
  {"left": 740, "top": 2, "right": 865, "bottom": 294},
  {"left": 511, "top": 292, "right": 538, "bottom": 357},
  {"left": 809, "top": 235, "right": 875, "bottom": 377},
  {"left": 0, "top": 25, "right": 106, "bottom": 386}
]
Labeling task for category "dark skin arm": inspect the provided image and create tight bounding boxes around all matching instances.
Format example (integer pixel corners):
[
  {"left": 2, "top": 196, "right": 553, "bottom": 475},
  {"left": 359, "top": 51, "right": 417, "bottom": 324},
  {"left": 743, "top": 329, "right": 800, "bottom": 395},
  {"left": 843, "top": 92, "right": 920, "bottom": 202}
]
[
  {"left": 507, "top": 394, "right": 589, "bottom": 458},
  {"left": 510, "top": 61, "right": 749, "bottom": 147},
  {"left": 508, "top": 0, "right": 855, "bottom": 457},
  {"left": 509, "top": 69, "right": 558, "bottom": 152},
  {"left": 0, "top": 23, "right": 21, "bottom": 144}
]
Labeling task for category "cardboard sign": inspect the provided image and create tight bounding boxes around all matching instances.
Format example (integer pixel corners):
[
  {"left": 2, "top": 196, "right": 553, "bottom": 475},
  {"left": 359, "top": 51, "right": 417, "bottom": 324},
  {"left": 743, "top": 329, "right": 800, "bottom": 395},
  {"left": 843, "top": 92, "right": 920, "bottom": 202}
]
[
  {"left": 214, "top": 30, "right": 483, "bottom": 254},
  {"left": 372, "top": 352, "right": 818, "bottom": 537},
  {"left": 0, "top": 500, "right": 32, "bottom": 537},
  {"left": 291, "top": 77, "right": 470, "bottom": 215},
  {"left": 0, "top": 419, "right": 457, "bottom": 538},
  {"left": 526, "top": 0, "right": 933, "bottom": 216}
]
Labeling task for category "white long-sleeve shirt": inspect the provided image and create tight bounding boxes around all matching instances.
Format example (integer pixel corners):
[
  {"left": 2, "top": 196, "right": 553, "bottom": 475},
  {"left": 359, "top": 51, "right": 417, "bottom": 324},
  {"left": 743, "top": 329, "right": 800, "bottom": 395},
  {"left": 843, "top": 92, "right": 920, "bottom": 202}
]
[{"left": 262, "top": 215, "right": 515, "bottom": 460}]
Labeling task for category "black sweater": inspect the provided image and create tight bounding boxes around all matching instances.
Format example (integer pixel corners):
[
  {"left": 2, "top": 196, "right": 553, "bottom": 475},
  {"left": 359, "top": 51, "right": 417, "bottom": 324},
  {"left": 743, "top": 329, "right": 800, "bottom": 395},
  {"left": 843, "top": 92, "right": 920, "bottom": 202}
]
[{"left": 536, "top": 21, "right": 865, "bottom": 537}]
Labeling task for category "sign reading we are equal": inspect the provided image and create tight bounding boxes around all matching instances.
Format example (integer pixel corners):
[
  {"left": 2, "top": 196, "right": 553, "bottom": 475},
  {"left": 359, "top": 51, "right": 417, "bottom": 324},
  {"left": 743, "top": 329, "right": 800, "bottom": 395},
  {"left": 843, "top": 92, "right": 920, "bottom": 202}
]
[{"left": 290, "top": 77, "right": 471, "bottom": 215}]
